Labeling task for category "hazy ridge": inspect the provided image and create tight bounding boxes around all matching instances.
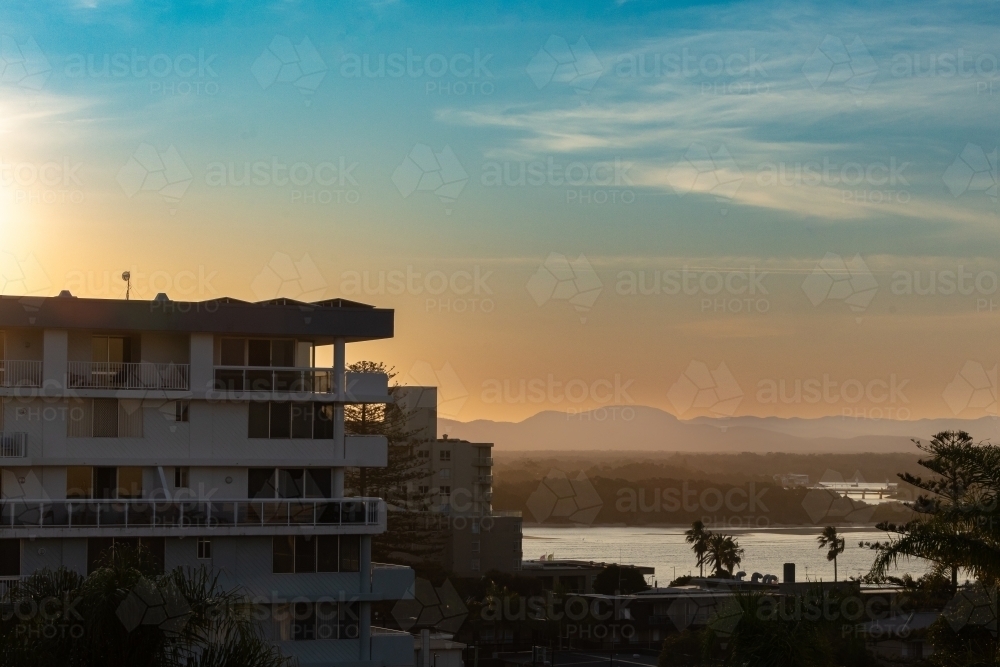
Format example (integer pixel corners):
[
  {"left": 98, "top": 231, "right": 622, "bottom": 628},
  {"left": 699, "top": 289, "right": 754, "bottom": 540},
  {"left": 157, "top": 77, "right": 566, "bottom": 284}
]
[{"left": 439, "top": 406, "right": 999, "bottom": 452}]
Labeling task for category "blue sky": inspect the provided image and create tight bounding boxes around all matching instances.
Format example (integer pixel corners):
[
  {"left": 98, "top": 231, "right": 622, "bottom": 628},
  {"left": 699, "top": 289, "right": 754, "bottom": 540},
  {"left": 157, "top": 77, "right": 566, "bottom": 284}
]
[{"left": 0, "top": 0, "right": 998, "bottom": 421}]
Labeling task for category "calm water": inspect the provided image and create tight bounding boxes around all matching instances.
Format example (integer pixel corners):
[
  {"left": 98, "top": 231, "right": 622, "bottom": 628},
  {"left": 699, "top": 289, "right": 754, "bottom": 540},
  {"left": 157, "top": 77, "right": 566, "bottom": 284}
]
[{"left": 523, "top": 526, "right": 929, "bottom": 584}]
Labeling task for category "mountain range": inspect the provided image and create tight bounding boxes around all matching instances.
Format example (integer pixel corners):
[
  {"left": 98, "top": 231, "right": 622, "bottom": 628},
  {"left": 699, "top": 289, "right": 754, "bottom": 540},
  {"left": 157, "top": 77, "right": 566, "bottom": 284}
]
[{"left": 438, "top": 406, "right": 999, "bottom": 453}]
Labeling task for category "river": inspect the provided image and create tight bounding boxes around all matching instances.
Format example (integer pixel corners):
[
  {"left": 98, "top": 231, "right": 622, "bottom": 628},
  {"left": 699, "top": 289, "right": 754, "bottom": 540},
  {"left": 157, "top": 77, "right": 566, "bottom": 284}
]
[{"left": 523, "top": 525, "right": 931, "bottom": 584}]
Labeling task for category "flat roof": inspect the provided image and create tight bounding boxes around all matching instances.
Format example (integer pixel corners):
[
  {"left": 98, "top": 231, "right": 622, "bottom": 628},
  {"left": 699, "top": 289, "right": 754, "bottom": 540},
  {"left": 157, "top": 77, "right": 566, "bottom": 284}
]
[{"left": 0, "top": 294, "right": 393, "bottom": 341}]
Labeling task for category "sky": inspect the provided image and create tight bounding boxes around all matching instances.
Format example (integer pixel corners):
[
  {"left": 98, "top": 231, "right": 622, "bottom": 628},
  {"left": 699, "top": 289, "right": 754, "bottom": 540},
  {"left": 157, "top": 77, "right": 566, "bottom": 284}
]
[{"left": 0, "top": 0, "right": 997, "bottom": 423}]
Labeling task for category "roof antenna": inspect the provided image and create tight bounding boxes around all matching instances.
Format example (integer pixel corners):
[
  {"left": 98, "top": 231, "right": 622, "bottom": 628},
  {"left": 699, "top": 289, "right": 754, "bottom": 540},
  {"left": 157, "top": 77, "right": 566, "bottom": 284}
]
[{"left": 122, "top": 271, "right": 131, "bottom": 300}]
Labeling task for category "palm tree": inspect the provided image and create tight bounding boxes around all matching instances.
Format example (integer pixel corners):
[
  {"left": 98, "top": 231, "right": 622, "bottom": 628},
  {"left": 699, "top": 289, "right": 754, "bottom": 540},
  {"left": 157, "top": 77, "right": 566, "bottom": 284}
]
[
  {"left": 817, "top": 526, "right": 846, "bottom": 581},
  {"left": 704, "top": 533, "right": 744, "bottom": 578},
  {"left": 685, "top": 520, "right": 712, "bottom": 577},
  {"left": 0, "top": 543, "right": 290, "bottom": 667}
]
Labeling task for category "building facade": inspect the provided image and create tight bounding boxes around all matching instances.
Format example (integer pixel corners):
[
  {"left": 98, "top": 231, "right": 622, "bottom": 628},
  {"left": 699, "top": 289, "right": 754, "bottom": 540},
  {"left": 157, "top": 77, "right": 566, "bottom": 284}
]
[
  {"left": 0, "top": 293, "right": 414, "bottom": 666},
  {"left": 395, "top": 387, "right": 521, "bottom": 577}
]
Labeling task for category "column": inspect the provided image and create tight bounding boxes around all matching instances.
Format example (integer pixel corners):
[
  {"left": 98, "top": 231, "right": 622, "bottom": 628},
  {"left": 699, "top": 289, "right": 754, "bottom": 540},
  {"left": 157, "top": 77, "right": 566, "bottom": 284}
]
[{"left": 332, "top": 337, "right": 346, "bottom": 496}]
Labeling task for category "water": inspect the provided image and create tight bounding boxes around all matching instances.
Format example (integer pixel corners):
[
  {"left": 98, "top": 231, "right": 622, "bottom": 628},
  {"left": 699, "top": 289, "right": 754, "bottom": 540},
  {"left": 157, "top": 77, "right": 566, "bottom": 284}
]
[{"left": 523, "top": 525, "right": 930, "bottom": 584}]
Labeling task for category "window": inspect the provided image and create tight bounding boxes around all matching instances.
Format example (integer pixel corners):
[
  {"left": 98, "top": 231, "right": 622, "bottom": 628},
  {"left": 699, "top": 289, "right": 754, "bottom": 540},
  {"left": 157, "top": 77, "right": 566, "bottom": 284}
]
[
  {"left": 439, "top": 486, "right": 451, "bottom": 496},
  {"left": 66, "top": 466, "right": 93, "bottom": 499},
  {"left": 174, "top": 467, "right": 190, "bottom": 489},
  {"left": 273, "top": 535, "right": 350, "bottom": 573},
  {"left": 417, "top": 450, "right": 429, "bottom": 459},
  {"left": 68, "top": 399, "right": 143, "bottom": 438},
  {"left": 439, "top": 450, "right": 451, "bottom": 461},
  {"left": 439, "top": 468, "right": 451, "bottom": 479},
  {"left": 197, "top": 538, "right": 212, "bottom": 559},
  {"left": 248, "top": 402, "right": 335, "bottom": 439},
  {"left": 91, "top": 335, "right": 131, "bottom": 363},
  {"left": 273, "top": 601, "right": 357, "bottom": 641},
  {"left": 248, "top": 468, "right": 277, "bottom": 498},
  {"left": 87, "top": 537, "right": 163, "bottom": 574},
  {"left": 251, "top": 468, "right": 331, "bottom": 499},
  {"left": 418, "top": 485, "right": 429, "bottom": 495},
  {"left": 0, "top": 539, "right": 19, "bottom": 576},
  {"left": 93, "top": 467, "right": 116, "bottom": 499},
  {"left": 175, "top": 401, "right": 189, "bottom": 422},
  {"left": 220, "top": 338, "right": 246, "bottom": 366},
  {"left": 118, "top": 467, "right": 143, "bottom": 499},
  {"left": 471, "top": 559, "right": 481, "bottom": 571}
]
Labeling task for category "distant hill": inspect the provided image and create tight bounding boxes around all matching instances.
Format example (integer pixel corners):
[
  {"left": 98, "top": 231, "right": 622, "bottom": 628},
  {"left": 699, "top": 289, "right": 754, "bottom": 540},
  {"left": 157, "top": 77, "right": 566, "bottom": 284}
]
[{"left": 438, "top": 406, "right": 999, "bottom": 453}]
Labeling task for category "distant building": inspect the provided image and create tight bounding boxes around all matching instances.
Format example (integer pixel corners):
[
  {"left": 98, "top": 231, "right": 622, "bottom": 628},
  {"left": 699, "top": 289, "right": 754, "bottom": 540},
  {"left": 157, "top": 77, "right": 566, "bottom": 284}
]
[
  {"left": 519, "top": 558, "right": 654, "bottom": 594},
  {"left": 774, "top": 473, "right": 810, "bottom": 487},
  {"left": 395, "top": 387, "right": 522, "bottom": 577}
]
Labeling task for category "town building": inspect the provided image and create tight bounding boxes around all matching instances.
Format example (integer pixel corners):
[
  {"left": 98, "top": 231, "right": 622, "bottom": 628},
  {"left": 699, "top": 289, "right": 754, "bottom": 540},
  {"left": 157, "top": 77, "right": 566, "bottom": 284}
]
[{"left": 395, "top": 387, "right": 522, "bottom": 577}]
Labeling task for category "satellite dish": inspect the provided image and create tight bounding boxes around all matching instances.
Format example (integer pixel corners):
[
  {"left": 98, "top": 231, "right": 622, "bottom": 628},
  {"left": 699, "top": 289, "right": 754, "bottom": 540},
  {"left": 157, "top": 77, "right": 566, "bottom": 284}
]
[
  {"left": 122, "top": 271, "right": 132, "bottom": 300},
  {"left": 122, "top": 271, "right": 130, "bottom": 282}
]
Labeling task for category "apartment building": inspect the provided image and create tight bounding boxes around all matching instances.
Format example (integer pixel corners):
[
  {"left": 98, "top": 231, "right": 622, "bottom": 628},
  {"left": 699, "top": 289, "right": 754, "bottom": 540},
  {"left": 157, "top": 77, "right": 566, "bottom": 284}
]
[
  {"left": 395, "top": 387, "right": 522, "bottom": 577},
  {"left": 0, "top": 293, "right": 414, "bottom": 667}
]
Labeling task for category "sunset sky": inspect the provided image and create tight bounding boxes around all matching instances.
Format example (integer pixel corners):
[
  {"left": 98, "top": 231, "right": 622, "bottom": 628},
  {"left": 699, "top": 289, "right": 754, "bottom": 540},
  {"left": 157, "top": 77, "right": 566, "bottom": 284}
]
[{"left": 0, "top": 0, "right": 997, "bottom": 422}]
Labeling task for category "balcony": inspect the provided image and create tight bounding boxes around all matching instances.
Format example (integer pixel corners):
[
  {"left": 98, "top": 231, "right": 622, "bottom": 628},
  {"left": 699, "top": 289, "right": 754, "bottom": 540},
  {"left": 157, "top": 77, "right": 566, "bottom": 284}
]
[
  {"left": 0, "top": 498, "right": 385, "bottom": 536},
  {"left": 476, "top": 475, "right": 494, "bottom": 485},
  {"left": 0, "top": 433, "right": 27, "bottom": 458},
  {"left": 0, "top": 576, "right": 26, "bottom": 601},
  {"left": 0, "top": 360, "right": 42, "bottom": 388},
  {"left": 212, "top": 368, "right": 389, "bottom": 402},
  {"left": 67, "top": 362, "right": 190, "bottom": 390},
  {"left": 475, "top": 457, "right": 494, "bottom": 467}
]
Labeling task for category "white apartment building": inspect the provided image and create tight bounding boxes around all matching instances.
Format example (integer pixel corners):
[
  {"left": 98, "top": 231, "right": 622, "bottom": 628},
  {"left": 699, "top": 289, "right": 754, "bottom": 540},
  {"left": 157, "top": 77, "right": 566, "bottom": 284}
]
[{"left": 0, "top": 292, "right": 414, "bottom": 667}]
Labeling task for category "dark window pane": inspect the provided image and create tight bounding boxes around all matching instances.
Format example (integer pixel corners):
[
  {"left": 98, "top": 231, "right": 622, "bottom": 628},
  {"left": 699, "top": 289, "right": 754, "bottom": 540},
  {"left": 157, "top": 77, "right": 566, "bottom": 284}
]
[
  {"left": 0, "top": 539, "right": 20, "bottom": 576},
  {"left": 313, "top": 404, "right": 334, "bottom": 439},
  {"left": 317, "top": 601, "right": 338, "bottom": 639},
  {"left": 306, "top": 469, "right": 332, "bottom": 499},
  {"left": 93, "top": 399, "right": 118, "bottom": 437},
  {"left": 93, "top": 467, "right": 116, "bottom": 499},
  {"left": 272, "top": 536, "right": 294, "bottom": 573},
  {"left": 271, "top": 340, "right": 295, "bottom": 367},
  {"left": 248, "top": 339, "right": 270, "bottom": 366},
  {"left": 220, "top": 338, "right": 246, "bottom": 366},
  {"left": 339, "top": 535, "right": 360, "bottom": 572},
  {"left": 317, "top": 535, "right": 339, "bottom": 572},
  {"left": 248, "top": 402, "right": 270, "bottom": 438},
  {"left": 140, "top": 537, "right": 165, "bottom": 574},
  {"left": 292, "top": 601, "right": 315, "bottom": 640},
  {"left": 270, "top": 402, "right": 291, "bottom": 438},
  {"left": 87, "top": 537, "right": 114, "bottom": 574},
  {"left": 279, "top": 469, "right": 305, "bottom": 499},
  {"left": 248, "top": 469, "right": 276, "bottom": 499},
  {"left": 340, "top": 601, "right": 360, "bottom": 639},
  {"left": 291, "top": 403, "right": 313, "bottom": 439},
  {"left": 295, "top": 535, "right": 316, "bottom": 573}
]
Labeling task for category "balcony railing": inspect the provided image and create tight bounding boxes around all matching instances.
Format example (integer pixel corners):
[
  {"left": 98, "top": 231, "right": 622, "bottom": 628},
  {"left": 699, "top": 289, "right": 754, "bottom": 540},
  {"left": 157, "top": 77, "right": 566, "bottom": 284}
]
[
  {"left": 0, "top": 576, "right": 26, "bottom": 601},
  {"left": 0, "top": 360, "right": 42, "bottom": 388},
  {"left": 68, "top": 362, "right": 190, "bottom": 390},
  {"left": 213, "top": 368, "right": 388, "bottom": 400},
  {"left": 214, "top": 366, "right": 333, "bottom": 393},
  {"left": 0, "top": 498, "right": 384, "bottom": 529},
  {"left": 0, "top": 433, "right": 27, "bottom": 458},
  {"left": 475, "top": 457, "right": 494, "bottom": 467},
  {"left": 477, "top": 475, "right": 494, "bottom": 484}
]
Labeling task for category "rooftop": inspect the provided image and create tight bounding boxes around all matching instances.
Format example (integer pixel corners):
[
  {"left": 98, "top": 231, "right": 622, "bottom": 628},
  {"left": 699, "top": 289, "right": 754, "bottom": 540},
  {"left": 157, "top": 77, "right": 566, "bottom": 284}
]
[{"left": 0, "top": 294, "right": 393, "bottom": 341}]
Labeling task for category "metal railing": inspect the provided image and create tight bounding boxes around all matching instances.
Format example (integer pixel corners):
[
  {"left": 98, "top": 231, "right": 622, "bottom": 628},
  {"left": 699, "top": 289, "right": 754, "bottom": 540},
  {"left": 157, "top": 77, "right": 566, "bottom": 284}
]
[
  {"left": 0, "top": 432, "right": 27, "bottom": 458},
  {"left": 0, "top": 576, "right": 26, "bottom": 601},
  {"left": 214, "top": 366, "right": 333, "bottom": 393},
  {"left": 475, "top": 457, "right": 494, "bottom": 467},
  {"left": 0, "top": 497, "right": 384, "bottom": 529},
  {"left": 477, "top": 475, "right": 494, "bottom": 484},
  {"left": 67, "top": 362, "right": 190, "bottom": 390},
  {"left": 0, "top": 360, "right": 42, "bottom": 388}
]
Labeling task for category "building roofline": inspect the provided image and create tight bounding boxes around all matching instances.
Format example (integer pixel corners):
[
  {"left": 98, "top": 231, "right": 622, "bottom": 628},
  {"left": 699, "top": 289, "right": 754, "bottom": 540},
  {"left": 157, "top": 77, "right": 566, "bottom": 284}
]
[{"left": 0, "top": 294, "right": 393, "bottom": 341}]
